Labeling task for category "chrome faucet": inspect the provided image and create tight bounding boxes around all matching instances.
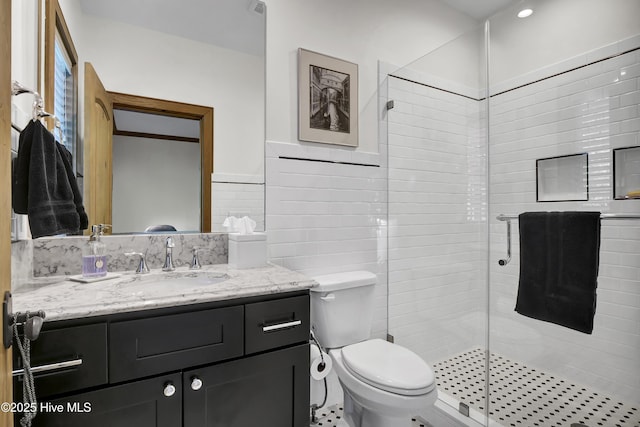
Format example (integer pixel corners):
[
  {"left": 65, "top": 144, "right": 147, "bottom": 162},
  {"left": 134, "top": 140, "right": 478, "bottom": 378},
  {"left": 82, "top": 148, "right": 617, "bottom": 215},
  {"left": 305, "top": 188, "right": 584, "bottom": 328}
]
[{"left": 162, "top": 236, "right": 175, "bottom": 271}]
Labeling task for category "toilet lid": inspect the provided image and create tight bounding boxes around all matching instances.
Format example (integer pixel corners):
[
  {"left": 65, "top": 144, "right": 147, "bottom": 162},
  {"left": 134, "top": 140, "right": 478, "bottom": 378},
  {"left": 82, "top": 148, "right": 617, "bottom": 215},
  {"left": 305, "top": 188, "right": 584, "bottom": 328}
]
[{"left": 341, "top": 339, "right": 435, "bottom": 396}]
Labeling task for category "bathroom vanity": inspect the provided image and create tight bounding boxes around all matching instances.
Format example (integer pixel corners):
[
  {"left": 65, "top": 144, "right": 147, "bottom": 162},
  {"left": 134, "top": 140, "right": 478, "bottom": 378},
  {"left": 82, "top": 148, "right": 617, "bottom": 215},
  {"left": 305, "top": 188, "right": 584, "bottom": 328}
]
[{"left": 11, "top": 264, "right": 314, "bottom": 427}]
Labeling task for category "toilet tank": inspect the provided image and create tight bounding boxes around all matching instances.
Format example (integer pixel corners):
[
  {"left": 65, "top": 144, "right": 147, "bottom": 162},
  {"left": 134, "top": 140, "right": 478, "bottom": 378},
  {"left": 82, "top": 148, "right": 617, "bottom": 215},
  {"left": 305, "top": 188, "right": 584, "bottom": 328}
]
[{"left": 310, "top": 271, "right": 376, "bottom": 349}]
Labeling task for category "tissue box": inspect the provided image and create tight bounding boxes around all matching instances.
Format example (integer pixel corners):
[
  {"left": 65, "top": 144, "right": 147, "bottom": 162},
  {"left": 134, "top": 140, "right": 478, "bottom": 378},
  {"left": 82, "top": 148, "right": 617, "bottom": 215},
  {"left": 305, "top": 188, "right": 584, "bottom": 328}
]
[{"left": 228, "top": 232, "right": 267, "bottom": 269}]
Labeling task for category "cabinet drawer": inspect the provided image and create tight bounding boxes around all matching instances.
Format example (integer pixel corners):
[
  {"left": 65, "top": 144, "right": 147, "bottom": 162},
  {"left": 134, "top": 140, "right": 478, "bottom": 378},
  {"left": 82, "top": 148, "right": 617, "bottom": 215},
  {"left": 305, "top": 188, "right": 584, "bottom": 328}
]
[
  {"left": 13, "top": 323, "right": 107, "bottom": 399},
  {"left": 110, "top": 305, "right": 244, "bottom": 383},
  {"left": 245, "top": 295, "right": 309, "bottom": 354}
]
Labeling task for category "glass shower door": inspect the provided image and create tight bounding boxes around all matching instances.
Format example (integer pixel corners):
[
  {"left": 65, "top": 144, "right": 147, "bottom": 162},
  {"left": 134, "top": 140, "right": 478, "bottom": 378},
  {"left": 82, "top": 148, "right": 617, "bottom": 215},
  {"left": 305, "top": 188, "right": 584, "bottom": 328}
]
[
  {"left": 385, "top": 25, "right": 491, "bottom": 425},
  {"left": 486, "top": 1, "right": 640, "bottom": 426}
]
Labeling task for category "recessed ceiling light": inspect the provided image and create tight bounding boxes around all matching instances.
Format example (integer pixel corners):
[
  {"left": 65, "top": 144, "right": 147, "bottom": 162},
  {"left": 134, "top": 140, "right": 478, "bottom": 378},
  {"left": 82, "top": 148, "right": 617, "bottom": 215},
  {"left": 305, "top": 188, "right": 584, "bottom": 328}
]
[{"left": 517, "top": 8, "right": 533, "bottom": 18}]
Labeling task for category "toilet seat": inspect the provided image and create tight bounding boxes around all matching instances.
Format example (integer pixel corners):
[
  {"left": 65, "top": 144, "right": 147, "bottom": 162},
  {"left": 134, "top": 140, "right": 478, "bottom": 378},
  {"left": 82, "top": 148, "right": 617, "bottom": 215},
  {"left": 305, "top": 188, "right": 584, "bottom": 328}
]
[{"left": 341, "top": 339, "right": 435, "bottom": 396}]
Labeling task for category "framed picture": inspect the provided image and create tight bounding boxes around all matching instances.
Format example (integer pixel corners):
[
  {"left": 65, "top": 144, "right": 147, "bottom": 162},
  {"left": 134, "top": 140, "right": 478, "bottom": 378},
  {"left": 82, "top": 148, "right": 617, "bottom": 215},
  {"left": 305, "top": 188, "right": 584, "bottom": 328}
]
[{"left": 298, "top": 48, "right": 358, "bottom": 147}]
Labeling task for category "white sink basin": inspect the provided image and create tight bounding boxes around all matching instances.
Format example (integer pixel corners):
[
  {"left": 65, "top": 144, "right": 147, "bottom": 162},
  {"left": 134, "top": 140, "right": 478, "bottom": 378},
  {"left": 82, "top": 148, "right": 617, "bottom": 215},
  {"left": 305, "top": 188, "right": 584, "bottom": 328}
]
[{"left": 123, "top": 271, "right": 229, "bottom": 291}]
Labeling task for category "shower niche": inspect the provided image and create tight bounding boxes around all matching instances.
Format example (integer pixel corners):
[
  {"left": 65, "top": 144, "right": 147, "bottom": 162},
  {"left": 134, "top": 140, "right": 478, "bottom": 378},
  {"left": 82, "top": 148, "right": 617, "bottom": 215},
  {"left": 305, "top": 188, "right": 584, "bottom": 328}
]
[
  {"left": 614, "top": 146, "right": 640, "bottom": 200},
  {"left": 536, "top": 153, "right": 589, "bottom": 202}
]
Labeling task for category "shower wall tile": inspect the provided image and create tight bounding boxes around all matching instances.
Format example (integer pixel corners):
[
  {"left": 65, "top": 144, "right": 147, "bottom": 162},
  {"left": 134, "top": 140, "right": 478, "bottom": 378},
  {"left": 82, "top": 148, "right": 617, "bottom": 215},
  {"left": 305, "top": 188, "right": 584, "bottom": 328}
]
[
  {"left": 490, "top": 42, "right": 640, "bottom": 403},
  {"left": 265, "top": 141, "right": 388, "bottom": 340},
  {"left": 386, "top": 75, "right": 488, "bottom": 365}
]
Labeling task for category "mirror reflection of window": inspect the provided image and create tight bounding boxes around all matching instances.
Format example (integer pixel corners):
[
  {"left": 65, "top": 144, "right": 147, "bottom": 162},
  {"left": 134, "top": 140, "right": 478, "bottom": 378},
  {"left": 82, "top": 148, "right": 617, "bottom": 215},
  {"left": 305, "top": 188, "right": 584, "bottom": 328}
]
[
  {"left": 54, "top": 35, "right": 75, "bottom": 156},
  {"left": 45, "top": 0, "right": 79, "bottom": 174}
]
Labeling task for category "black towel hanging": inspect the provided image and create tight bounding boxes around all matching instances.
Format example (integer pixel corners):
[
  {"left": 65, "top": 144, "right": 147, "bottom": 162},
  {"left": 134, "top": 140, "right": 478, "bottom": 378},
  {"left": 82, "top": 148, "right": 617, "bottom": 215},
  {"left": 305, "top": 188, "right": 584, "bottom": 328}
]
[
  {"left": 515, "top": 211, "right": 601, "bottom": 334},
  {"left": 12, "top": 120, "right": 86, "bottom": 238}
]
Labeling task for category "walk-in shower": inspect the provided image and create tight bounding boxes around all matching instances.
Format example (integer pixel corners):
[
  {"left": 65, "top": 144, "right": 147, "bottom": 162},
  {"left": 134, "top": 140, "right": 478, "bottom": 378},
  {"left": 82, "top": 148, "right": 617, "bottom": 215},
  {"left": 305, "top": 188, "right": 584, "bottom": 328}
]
[{"left": 385, "top": 0, "right": 640, "bottom": 425}]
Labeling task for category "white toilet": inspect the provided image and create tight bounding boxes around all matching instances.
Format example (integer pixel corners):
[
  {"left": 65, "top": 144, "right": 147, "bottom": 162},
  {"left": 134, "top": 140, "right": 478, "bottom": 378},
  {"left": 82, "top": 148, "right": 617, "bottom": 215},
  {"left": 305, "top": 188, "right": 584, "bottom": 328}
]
[{"left": 310, "top": 271, "right": 437, "bottom": 427}]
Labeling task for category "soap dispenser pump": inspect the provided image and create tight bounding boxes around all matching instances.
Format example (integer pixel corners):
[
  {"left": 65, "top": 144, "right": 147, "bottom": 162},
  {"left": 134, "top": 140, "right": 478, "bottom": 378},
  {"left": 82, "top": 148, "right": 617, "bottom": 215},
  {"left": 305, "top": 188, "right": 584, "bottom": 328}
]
[{"left": 82, "top": 224, "right": 110, "bottom": 278}]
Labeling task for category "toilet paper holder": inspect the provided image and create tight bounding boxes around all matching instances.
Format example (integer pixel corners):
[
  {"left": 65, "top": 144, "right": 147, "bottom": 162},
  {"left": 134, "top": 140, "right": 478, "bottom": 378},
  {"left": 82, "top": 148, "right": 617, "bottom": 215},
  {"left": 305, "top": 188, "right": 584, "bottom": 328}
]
[
  {"left": 309, "top": 330, "right": 330, "bottom": 423},
  {"left": 309, "top": 330, "right": 330, "bottom": 380},
  {"left": 309, "top": 330, "right": 326, "bottom": 369}
]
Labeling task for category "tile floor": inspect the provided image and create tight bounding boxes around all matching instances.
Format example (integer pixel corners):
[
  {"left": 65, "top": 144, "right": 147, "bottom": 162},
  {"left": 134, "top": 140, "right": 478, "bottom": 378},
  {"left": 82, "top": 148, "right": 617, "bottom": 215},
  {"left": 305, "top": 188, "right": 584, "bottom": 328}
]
[
  {"left": 433, "top": 348, "right": 640, "bottom": 427},
  {"left": 309, "top": 348, "right": 639, "bottom": 427},
  {"left": 311, "top": 405, "right": 431, "bottom": 427}
]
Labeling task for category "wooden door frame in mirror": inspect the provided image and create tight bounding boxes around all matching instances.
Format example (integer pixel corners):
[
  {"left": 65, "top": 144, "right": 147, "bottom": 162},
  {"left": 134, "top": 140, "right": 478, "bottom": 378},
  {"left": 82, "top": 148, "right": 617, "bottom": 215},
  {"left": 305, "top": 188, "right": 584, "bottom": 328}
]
[
  {"left": 1, "top": 0, "right": 13, "bottom": 422},
  {"left": 108, "top": 92, "right": 213, "bottom": 233}
]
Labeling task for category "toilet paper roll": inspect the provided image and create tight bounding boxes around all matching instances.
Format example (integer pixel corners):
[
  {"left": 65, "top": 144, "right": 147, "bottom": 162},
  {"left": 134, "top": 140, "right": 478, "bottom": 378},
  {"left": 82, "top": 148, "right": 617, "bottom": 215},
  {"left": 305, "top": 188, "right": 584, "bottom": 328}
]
[
  {"left": 310, "top": 341, "right": 321, "bottom": 360},
  {"left": 310, "top": 351, "right": 332, "bottom": 380}
]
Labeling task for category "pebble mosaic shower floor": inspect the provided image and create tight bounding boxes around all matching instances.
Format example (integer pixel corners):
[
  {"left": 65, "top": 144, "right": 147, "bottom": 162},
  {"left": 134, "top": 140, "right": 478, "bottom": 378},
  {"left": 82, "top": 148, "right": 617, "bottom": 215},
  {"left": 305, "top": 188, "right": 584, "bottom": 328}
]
[{"left": 433, "top": 348, "right": 640, "bottom": 427}]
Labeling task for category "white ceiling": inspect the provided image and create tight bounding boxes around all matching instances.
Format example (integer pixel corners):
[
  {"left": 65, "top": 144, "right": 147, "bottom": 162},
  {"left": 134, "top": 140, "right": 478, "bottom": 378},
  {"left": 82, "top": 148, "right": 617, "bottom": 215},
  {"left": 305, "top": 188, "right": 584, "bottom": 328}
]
[
  {"left": 438, "top": 0, "right": 520, "bottom": 20},
  {"left": 79, "top": 0, "right": 518, "bottom": 58},
  {"left": 82, "top": 0, "right": 517, "bottom": 139},
  {"left": 79, "top": 0, "right": 266, "bottom": 56}
]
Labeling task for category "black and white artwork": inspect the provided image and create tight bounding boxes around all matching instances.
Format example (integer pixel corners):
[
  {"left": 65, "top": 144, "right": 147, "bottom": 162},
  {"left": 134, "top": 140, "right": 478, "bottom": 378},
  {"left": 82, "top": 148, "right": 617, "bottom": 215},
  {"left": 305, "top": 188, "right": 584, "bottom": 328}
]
[
  {"left": 298, "top": 49, "right": 358, "bottom": 147},
  {"left": 309, "top": 66, "right": 350, "bottom": 133}
]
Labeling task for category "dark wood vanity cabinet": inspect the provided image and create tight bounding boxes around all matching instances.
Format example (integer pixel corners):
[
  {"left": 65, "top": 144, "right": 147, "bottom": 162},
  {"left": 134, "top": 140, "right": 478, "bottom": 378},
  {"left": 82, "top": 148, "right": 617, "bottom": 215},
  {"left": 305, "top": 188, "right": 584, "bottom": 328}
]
[
  {"left": 184, "top": 344, "right": 309, "bottom": 427},
  {"left": 13, "top": 292, "right": 310, "bottom": 427},
  {"left": 31, "top": 373, "right": 183, "bottom": 427}
]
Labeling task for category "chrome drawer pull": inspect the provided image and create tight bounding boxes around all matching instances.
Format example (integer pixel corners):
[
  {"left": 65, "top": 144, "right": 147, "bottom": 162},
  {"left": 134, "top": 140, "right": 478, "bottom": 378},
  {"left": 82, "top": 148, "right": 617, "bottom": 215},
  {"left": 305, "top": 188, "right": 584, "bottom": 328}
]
[
  {"left": 262, "top": 320, "right": 302, "bottom": 332},
  {"left": 12, "top": 358, "right": 83, "bottom": 377}
]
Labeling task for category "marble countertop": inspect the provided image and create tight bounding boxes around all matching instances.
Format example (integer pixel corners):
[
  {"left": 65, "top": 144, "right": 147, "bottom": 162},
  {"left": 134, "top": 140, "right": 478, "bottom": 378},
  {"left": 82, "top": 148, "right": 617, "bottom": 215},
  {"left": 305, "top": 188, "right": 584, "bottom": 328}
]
[{"left": 12, "top": 263, "right": 316, "bottom": 322}]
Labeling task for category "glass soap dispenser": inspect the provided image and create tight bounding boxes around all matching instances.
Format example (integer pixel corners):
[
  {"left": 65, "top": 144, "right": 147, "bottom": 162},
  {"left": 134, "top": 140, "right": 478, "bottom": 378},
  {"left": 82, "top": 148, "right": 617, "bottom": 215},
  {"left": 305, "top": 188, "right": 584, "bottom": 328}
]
[{"left": 82, "top": 224, "right": 109, "bottom": 278}]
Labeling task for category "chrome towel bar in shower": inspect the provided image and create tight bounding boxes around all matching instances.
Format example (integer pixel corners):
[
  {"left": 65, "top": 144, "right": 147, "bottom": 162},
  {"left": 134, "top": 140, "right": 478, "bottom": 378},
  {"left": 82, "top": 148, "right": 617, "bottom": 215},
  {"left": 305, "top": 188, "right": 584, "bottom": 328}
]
[{"left": 496, "top": 213, "right": 640, "bottom": 266}]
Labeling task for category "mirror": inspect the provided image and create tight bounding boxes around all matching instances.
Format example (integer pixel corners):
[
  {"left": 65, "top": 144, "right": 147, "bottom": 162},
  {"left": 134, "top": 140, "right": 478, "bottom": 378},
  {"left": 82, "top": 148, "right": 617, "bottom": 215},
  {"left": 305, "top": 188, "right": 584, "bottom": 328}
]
[
  {"left": 111, "top": 108, "right": 202, "bottom": 233},
  {"left": 61, "top": 0, "right": 266, "bottom": 234}
]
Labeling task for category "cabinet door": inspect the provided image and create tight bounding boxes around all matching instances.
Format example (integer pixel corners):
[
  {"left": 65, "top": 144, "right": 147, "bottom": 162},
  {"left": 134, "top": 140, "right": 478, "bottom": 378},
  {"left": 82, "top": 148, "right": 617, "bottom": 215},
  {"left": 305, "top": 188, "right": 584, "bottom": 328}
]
[
  {"left": 184, "top": 343, "right": 309, "bottom": 427},
  {"left": 28, "top": 373, "right": 181, "bottom": 427}
]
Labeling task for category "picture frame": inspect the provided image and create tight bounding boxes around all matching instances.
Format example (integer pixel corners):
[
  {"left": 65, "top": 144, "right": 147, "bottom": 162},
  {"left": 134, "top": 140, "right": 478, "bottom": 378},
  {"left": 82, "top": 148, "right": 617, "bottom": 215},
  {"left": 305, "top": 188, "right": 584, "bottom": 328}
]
[{"left": 298, "top": 48, "right": 358, "bottom": 147}]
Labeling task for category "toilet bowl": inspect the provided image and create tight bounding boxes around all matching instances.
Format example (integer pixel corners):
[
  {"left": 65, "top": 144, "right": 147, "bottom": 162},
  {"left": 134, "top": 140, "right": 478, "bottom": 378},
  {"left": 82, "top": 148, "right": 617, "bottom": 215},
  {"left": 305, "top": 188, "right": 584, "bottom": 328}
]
[
  {"left": 330, "top": 340, "right": 437, "bottom": 427},
  {"left": 310, "top": 271, "right": 438, "bottom": 427}
]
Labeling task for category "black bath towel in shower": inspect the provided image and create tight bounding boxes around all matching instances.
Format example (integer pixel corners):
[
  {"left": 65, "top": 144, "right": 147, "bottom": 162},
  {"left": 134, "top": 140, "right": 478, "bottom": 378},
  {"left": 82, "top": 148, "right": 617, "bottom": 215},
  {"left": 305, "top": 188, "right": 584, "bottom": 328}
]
[{"left": 515, "top": 211, "right": 601, "bottom": 334}]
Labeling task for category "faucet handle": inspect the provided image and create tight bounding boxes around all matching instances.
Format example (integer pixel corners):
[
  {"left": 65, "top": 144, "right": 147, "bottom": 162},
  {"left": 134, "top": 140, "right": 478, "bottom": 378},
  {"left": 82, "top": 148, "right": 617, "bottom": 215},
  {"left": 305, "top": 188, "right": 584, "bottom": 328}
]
[
  {"left": 162, "top": 238, "right": 175, "bottom": 272},
  {"left": 190, "top": 247, "right": 202, "bottom": 270},
  {"left": 190, "top": 247, "right": 213, "bottom": 270},
  {"left": 125, "top": 252, "right": 150, "bottom": 274}
]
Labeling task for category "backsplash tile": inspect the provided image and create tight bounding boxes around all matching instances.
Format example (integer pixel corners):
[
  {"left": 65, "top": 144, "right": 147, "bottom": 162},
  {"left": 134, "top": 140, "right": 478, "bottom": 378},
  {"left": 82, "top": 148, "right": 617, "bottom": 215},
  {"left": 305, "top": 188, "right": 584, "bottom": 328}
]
[
  {"left": 12, "top": 233, "right": 228, "bottom": 291},
  {"left": 11, "top": 239, "right": 33, "bottom": 290}
]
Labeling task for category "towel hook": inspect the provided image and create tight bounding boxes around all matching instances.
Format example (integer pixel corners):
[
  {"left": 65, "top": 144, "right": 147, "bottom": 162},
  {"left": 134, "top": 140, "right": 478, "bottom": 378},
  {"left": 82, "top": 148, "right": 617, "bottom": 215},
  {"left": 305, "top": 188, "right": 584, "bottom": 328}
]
[
  {"left": 11, "top": 80, "right": 64, "bottom": 143},
  {"left": 498, "top": 219, "right": 512, "bottom": 266},
  {"left": 11, "top": 80, "right": 44, "bottom": 122}
]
